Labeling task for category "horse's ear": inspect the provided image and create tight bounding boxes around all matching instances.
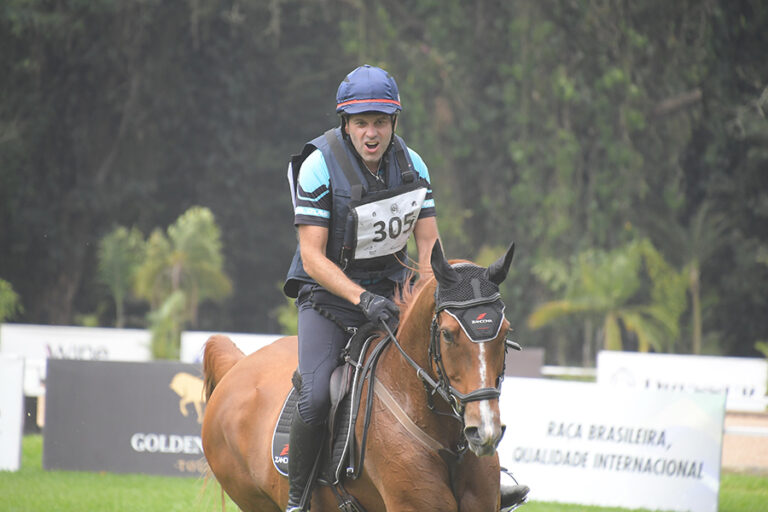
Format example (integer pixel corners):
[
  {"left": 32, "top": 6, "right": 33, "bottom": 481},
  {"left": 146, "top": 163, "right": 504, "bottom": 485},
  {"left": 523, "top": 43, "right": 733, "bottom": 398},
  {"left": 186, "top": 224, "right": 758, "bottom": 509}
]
[
  {"left": 486, "top": 242, "right": 515, "bottom": 285},
  {"left": 431, "top": 239, "right": 460, "bottom": 288}
]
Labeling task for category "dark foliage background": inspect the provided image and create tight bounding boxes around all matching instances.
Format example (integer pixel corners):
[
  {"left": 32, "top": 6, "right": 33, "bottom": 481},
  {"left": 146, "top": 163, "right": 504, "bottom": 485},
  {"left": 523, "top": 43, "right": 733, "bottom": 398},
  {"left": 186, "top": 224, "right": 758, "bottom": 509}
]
[{"left": 1, "top": 0, "right": 766, "bottom": 364}]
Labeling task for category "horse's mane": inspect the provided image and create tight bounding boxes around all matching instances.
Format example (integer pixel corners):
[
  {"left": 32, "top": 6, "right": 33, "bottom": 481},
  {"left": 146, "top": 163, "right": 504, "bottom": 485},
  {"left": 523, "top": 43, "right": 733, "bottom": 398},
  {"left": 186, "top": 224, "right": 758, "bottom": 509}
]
[{"left": 395, "top": 273, "right": 433, "bottom": 322}]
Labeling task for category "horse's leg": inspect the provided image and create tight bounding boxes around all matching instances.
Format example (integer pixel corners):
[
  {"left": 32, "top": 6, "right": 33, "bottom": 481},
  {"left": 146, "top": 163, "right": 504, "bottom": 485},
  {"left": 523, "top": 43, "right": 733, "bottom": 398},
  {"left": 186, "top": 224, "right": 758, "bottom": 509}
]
[
  {"left": 359, "top": 438, "right": 459, "bottom": 512},
  {"left": 204, "top": 398, "right": 283, "bottom": 512},
  {"left": 453, "top": 451, "right": 501, "bottom": 512},
  {"left": 377, "top": 463, "right": 458, "bottom": 512},
  {"left": 202, "top": 339, "right": 300, "bottom": 512},
  {"left": 214, "top": 463, "right": 282, "bottom": 512},
  {"left": 352, "top": 405, "right": 497, "bottom": 512}
]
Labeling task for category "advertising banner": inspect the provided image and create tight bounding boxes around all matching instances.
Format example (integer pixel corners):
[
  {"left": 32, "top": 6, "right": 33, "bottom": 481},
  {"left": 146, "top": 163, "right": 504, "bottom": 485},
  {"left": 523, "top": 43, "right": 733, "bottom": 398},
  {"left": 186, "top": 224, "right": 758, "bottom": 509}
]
[
  {"left": 498, "top": 378, "right": 725, "bottom": 512},
  {"left": 0, "top": 324, "right": 152, "bottom": 396},
  {"left": 0, "top": 354, "right": 24, "bottom": 471},
  {"left": 597, "top": 350, "right": 767, "bottom": 412},
  {"left": 180, "top": 330, "right": 281, "bottom": 363},
  {"left": 44, "top": 360, "right": 206, "bottom": 476}
]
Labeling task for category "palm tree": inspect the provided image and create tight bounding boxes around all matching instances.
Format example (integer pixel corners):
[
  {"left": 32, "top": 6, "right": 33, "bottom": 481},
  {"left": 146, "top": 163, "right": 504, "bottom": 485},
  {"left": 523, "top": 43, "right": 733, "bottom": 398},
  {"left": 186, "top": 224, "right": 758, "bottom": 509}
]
[
  {"left": 528, "top": 239, "right": 687, "bottom": 356},
  {"left": 98, "top": 226, "right": 145, "bottom": 328},
  {"left": 134, "top": 206, "right": 232, "bottom": 358},
  {"left": 643, "top": 201, "right": 729, "bottom": 354}
]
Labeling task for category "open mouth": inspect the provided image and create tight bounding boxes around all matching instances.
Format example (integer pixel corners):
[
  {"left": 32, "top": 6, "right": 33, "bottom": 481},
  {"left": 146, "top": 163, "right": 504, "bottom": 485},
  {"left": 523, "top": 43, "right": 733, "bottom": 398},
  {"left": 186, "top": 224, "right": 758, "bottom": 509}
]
[{"left": 364, "top": 141, "right": 380, "bottom": 152}]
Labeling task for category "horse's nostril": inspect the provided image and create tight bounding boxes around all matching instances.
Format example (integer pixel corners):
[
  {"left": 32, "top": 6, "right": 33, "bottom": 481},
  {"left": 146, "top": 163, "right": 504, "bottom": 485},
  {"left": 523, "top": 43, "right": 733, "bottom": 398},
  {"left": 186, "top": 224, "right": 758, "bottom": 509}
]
[{"left": 464, "top": 426, "right": 481, "bottom": 444}]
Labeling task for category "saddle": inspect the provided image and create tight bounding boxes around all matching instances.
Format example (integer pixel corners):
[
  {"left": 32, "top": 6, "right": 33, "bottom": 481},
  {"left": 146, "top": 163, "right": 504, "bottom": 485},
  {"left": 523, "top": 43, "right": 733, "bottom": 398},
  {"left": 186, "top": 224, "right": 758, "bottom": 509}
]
[{"left": 271, "top": 322, "right": 386, "bottom": 511}]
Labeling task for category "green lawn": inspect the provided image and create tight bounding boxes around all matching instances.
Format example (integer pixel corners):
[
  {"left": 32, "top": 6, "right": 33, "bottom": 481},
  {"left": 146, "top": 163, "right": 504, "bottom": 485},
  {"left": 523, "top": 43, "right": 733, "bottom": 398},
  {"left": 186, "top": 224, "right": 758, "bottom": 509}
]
[
  {"left": 0, "top": 436, "right": 239, "bottom": 512},
  {"left": 0, "top": 436, "right": 765, "bottom": 511}
]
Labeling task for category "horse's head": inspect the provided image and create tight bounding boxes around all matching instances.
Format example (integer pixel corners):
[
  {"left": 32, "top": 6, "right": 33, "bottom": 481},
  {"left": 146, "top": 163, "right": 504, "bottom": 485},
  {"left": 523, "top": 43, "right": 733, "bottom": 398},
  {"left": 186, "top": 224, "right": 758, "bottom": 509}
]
[{"left": 430, "top": 240, "right": 515, "bottom": 457}]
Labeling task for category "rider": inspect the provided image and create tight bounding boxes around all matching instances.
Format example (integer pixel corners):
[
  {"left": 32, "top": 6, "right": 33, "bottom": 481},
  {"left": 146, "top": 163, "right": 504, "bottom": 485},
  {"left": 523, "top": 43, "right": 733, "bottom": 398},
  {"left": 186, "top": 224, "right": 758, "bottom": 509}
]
[{"left": 282, "top": 64, "right": 439, "bottom": 511}]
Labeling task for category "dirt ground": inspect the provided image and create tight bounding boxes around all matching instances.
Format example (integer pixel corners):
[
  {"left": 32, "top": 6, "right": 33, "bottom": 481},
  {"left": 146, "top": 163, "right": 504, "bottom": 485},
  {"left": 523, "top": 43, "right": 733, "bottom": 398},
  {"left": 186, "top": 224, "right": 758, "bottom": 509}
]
[{"left": 722, "top": 411, "right": 768, "bottom": 474}]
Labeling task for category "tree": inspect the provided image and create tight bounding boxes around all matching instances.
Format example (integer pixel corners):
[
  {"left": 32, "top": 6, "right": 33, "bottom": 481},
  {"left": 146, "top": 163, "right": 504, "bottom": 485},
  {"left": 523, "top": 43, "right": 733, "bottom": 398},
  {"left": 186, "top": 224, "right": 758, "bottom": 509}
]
[
  {"left": 97, "top": 226, "right": 145, "bottom": 328},
  {"left": 0, "top": 0, "right": 347, "bottom": 333},
  {"left": 1, "top": 0, "right": 766, "bottom": 361},
  {"left": 133, "top": 206, "right": 232, "bottom": 358},
  {"left": 641, "top": 201, "right": 730, "bottom": 354},
  {"left": 147, "top": 290, "right": 187, "bottom": 360},
  {"left": 528, "top": 239, "right": 687, "bottom": 356},
  {"left": 0, "top": 278, "right": 22, "bottom": 322},
  {"left": 274, "top": 295, "right": 299, "bottom": 336}
]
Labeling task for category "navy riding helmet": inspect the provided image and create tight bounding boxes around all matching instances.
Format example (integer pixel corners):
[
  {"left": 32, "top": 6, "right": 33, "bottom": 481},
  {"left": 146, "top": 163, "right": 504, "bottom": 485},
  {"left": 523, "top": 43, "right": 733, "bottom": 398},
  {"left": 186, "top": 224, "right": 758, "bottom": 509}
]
[{"left": 336, "top": 65, "right": 402, "bottom": 116}]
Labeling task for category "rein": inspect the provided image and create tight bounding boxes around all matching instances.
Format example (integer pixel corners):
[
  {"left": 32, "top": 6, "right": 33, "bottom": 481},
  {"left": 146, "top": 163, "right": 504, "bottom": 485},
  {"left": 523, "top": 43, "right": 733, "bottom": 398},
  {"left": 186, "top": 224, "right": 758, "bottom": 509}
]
[{"left": 380, "top": 321, "right": 459, "bottom": 418}]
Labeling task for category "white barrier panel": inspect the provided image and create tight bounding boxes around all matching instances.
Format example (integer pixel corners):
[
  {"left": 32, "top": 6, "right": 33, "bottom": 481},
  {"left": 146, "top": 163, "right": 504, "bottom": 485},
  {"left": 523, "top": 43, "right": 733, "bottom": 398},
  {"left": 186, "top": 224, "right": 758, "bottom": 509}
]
[
  {"left": 180, "top": 331, "right": 282, "bottom": 364},
  {"left": 597, "top": 350, "right": 767, "bottom": 412},
  {"left": 498, "top": 378, "right": 725, "bottom": 512},
  {"left": 0, "top": 323, "right": 152, "bottom": 396},
  {"left": 0, "top": 354, "right": 24, "bottom": 471}
]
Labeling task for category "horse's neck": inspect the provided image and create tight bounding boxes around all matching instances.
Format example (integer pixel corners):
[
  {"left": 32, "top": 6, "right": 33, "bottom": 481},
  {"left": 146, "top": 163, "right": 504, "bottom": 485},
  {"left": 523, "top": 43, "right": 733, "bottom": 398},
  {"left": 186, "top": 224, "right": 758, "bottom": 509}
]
[
  {"left": 377, "top": 279, "right": 462, "bottom": 442},
  {"left": 397, "top": 279, "right": 437, "bottom": 367}
]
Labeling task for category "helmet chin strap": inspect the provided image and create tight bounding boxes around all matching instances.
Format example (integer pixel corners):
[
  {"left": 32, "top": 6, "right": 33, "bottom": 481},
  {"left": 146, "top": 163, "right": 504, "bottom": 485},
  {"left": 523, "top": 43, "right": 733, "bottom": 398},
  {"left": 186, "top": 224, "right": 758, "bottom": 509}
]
[{"left": 388, "top": 114, "right": 398, "bottom": 148}]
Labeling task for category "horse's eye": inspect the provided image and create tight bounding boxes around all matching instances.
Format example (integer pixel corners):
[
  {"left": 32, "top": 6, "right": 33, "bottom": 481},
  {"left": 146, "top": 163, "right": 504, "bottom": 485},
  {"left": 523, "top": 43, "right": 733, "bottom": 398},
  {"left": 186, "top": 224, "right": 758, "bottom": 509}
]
[{"left": 441, "top": 329, "right": 455, "bottom": 344}]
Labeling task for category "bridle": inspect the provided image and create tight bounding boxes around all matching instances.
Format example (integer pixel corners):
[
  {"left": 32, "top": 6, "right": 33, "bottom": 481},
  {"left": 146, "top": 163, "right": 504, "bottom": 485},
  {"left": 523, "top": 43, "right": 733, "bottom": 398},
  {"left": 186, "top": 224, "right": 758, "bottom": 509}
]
[
  {"left": 382, "top": 291, "right": 510, "bottom": 422},
  {"left": 428, "top": 301, "right": 507, "bottom": 418},
  {"left": 345, "top": 242, "right": 517, "bottom": 479}
]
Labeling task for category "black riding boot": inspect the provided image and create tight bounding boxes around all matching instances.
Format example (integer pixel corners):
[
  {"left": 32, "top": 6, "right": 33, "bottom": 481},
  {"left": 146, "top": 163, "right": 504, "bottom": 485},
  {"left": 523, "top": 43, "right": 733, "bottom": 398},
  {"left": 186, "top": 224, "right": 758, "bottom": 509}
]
[
  {"left": 500, "top": 466, "right": 529, "bottom": 510},
  {"left": 500, "top": 483, "right": 530, "bottom": 509},
  {"left": 285, "top": 410, "right": 324, "bottom": 512}
]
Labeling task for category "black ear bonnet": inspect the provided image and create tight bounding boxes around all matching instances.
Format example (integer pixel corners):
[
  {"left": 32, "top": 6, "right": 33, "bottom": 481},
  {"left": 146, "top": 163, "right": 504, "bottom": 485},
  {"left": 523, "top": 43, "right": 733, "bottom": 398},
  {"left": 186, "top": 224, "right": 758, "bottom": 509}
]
[{"left": 436, "top": 263, "right": 506, "bottom": 343}]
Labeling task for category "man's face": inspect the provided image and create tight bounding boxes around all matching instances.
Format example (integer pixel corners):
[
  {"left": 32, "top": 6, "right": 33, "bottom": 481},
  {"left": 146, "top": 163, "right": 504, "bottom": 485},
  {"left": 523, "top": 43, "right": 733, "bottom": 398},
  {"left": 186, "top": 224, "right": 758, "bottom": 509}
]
[{"left": 344, "top": 113, "right": 394, "bottom": 172}]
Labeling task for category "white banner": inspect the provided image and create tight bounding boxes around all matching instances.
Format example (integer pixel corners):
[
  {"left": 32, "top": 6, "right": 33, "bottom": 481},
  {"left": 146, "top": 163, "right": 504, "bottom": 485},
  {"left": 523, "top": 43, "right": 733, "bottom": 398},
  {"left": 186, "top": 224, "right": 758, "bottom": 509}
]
[
  {"left": 498, "top": 378, "right": 725, "bottom": 512},
  {"left": 597, "top": 350, "right": 767, "bottom": 412},
  {"left": 0, "top": 324, "right": 152, "bottom": 396},
  {"left": 180, "top": 331, "right": 282, "bottom": 364},
  {"left": 0, "top": 354, "right": 24, "bottom": 471}
]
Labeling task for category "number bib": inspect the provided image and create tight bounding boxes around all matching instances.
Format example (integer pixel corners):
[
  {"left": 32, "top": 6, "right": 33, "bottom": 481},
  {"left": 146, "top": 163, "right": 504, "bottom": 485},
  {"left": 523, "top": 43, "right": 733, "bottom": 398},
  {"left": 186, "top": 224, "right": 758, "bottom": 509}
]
[{"left": 351, "top": 186, "right": 427, "bottom": 260}]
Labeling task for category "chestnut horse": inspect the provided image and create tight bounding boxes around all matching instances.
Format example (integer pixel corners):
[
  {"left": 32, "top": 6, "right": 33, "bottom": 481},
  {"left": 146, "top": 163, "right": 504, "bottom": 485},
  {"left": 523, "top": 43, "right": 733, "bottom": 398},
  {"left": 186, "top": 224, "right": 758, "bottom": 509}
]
[{"left": 202, "top": 241, "right": 516, "bottom": 511}]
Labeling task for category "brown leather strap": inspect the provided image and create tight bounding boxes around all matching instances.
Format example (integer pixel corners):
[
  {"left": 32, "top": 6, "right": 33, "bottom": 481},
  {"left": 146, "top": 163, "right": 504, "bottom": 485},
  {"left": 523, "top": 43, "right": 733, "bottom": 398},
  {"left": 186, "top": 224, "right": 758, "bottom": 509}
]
[{"left": 373, "top": 377, "right": 454, "bottom": 456}]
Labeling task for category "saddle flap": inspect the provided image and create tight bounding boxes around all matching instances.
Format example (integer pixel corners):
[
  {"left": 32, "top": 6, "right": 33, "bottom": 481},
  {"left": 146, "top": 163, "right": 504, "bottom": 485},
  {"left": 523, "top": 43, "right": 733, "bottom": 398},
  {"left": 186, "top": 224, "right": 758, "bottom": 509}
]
[{"left": 329, "top": 364, "right": 354, "bottom": 418}]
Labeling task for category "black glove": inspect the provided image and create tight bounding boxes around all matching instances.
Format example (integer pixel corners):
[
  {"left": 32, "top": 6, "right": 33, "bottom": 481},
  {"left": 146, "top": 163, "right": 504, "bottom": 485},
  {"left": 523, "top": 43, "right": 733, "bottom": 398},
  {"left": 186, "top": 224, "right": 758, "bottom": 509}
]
[{"left": 357, "top": 291, "right": 400, "bottom": 332}]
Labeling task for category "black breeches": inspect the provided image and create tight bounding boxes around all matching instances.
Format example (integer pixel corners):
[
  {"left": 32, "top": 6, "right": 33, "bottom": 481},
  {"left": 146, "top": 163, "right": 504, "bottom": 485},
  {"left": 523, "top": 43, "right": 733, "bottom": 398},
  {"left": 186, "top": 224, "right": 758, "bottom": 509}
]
[{"left": 295, "top": 287, "right": 369, "bottom": 426}]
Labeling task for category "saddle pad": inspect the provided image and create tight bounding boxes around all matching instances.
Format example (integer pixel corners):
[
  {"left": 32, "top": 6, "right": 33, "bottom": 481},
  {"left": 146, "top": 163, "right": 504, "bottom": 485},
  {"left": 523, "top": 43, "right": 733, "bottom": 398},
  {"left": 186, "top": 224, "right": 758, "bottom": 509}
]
[
  {"left": 271, "top": 387, "right": 298, "bottom": 476},
  {"left": 270, "top": 386, "right": 355, "bottom": 483}
]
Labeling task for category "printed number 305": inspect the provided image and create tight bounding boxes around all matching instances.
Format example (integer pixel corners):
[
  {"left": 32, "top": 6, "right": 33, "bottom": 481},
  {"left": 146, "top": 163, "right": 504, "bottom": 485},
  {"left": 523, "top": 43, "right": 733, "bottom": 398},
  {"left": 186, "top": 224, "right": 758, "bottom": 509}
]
[{"left": 372, "top": 211, "right": 417, "bottom": 242}]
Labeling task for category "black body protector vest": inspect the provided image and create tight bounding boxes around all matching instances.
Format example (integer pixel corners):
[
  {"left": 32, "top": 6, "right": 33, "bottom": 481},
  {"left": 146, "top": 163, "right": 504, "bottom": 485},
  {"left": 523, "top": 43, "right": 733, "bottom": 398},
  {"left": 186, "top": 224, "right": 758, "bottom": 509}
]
[{"left": 284, "top": 127, "right": 428, "bottom": 298}]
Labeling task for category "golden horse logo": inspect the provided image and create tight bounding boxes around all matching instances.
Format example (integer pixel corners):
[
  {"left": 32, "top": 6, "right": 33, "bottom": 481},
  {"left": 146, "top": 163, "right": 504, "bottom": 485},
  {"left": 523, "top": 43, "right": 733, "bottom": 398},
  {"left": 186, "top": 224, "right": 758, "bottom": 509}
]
[{"left": 169, "top": 372, "right": 206, "bottom": 424}]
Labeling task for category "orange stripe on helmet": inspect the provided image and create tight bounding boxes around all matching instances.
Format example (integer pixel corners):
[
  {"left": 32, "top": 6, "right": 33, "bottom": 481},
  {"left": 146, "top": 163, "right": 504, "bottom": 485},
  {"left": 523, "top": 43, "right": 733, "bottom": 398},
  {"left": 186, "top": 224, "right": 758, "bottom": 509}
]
[{"left": 336, "top": 98, "right": 401, "bottom": 108}]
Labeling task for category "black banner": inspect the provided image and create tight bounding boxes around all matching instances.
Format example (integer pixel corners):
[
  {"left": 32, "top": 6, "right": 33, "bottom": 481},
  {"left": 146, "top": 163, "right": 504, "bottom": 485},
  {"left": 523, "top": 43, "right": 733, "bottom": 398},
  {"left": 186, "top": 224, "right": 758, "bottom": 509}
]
[{"left": 44, "top": 360, "right": 206, "bottom": 476}]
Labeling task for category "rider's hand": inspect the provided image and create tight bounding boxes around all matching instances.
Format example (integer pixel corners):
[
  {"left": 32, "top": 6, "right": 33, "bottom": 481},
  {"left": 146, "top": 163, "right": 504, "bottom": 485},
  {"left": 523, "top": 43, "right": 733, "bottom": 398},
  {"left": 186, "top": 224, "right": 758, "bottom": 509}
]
[{"left": 357, "top": 291, "right": 400, "bottom": 333}]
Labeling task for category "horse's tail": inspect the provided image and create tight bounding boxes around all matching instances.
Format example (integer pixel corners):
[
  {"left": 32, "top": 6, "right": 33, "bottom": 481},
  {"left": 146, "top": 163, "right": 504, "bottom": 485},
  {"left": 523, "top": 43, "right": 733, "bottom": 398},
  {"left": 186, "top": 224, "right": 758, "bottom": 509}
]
[{"left": 202, "top": 334, "right": 245, "bottom": 401}]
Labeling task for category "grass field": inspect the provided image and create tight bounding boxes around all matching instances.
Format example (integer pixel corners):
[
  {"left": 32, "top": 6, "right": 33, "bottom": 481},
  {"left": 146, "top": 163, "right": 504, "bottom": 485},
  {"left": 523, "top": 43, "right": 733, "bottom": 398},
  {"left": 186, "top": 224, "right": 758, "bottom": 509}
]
[{"left": 0, "top": 436, "right": 766, "bottom": 511}]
